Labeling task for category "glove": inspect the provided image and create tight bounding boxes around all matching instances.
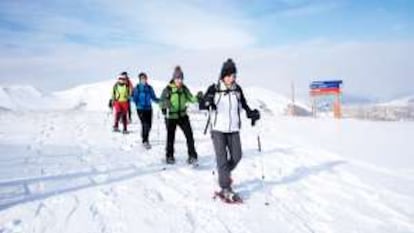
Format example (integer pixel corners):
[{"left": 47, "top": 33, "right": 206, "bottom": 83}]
[
  {"left": 204, "top": 93, "right": 216, "bottom": 110},
  {"left": 196, "top": 91, "right": 203, "bottom": 101},
  {"left": 247, "top": 109, "right": 260, "bottom": 126},
  {"left": 161, "top": 108, "right": 167, "bottom": 115},
  {"left": 108, "top": 99, "right": 113, "bottom": 108}
]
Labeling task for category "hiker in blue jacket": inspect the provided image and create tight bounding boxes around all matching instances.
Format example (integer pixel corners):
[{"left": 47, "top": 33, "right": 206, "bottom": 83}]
[{"left": 132, "top": 72, "right": 160, "bottom": 149}]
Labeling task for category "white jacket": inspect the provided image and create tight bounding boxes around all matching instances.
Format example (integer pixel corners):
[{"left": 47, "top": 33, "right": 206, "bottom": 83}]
[{"left": 211, "top": 81, "right": 249, "bottom": 133}]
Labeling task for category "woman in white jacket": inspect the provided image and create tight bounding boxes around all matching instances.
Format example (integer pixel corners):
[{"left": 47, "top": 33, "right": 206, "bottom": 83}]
[{"left": 201, "top": 59, "right": 260, "bottom": 202}]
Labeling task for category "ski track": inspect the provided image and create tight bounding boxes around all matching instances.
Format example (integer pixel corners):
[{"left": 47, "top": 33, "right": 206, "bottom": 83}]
[{"left": 0, "top": 110, "right": 413, "bottom": 233}]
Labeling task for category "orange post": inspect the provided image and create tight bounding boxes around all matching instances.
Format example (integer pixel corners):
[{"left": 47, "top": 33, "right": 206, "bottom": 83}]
[{"left": 333, "top": 94, "right": 341, "bottom": 119}]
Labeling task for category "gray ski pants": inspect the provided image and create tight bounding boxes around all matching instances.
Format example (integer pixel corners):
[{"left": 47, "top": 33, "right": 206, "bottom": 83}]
[{"left": 211, "top": 131, "right": 242, "bottom": 189}]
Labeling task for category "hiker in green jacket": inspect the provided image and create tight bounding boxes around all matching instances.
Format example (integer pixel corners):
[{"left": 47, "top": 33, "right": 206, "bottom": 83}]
[{"left": 159, "top": 66, "right": 202, "bottom": 165}]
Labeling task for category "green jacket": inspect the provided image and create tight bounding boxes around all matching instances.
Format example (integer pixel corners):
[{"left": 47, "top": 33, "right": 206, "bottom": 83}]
[{"left": 160, "top": 83, "right": 198, "bottom": 119}]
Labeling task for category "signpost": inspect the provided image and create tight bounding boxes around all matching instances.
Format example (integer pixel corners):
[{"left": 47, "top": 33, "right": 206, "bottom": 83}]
[{"left": 310, "top": 80, "right": 343, "bottom": 118}]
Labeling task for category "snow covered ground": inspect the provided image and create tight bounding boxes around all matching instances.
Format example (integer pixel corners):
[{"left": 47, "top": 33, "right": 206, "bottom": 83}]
[{"left": 0, "top": 81, "right": 413, "bottom": 233}]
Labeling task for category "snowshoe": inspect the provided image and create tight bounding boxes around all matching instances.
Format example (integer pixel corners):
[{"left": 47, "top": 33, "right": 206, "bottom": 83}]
[
  {"left": 113, "top": 127, "right": 120, "bottom": 132},
  {"left": 214, "top": 188, "right": 243, "bottom": 204}
]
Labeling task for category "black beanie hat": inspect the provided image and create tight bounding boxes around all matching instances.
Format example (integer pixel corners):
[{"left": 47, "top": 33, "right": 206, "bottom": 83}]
[
  {"left": 220, "top": 58, "right": 237, "bottom": 80},
  {"left": 171, "top": 66, "right": 184, "bottom": 82}
]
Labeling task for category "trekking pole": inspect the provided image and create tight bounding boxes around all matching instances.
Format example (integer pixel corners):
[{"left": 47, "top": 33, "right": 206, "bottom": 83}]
[
  {"left": 254, "top": 118, "right": 269, "bottom": 206},
  {"left": 106, "top": 105, "right": 113, "bottom": 126},
  {"left": 203, "top": 106, "right": 217, "bottom": 197},
  {"left": 156, "top": 108, "right": 160, "bottom": 143},
  {"left": 203, "top": 106, "right": 212, "bottom": 135}
]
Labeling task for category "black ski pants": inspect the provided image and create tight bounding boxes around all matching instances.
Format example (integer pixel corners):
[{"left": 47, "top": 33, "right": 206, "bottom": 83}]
[
  {"left": 137, "top": 109, "right": 153, "bottom": 143},
  {"left": 165, "top": 115, "right": 197, "bottom": 160}
]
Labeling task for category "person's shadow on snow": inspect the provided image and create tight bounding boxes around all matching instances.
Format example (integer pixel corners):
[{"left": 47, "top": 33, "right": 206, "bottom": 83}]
[
  {"left": 235, "top": 160, "right": 347, "bottom": 201},
  {"left": 0, "top": 161, "right": 179, "bottom": 211}
]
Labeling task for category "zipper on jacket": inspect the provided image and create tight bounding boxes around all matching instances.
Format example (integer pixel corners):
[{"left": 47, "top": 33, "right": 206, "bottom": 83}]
[
  {"left": 178, "top": 89, "right": 182, "bottom": 118},
  {"left": 228, "top": 93, "right": 232, "bottom": 132},
  {"left": 144, "top": 85, "right": 149, "bottom": 108}
]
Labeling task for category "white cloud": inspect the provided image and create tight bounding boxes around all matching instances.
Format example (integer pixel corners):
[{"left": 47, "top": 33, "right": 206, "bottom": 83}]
[
  {"left": 96, "top": 0, "right": 255, "bottom": 50},
  {"left": 1, "top": 40, "right": 413, "bottom": 101}
]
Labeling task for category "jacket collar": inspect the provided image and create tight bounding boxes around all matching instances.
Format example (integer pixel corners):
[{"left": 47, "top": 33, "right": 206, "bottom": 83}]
[{"left": 218, "top": 80, "right": 236, "bottom": 91}]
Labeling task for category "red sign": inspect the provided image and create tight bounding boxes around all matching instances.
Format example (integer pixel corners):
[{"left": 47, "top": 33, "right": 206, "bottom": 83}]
[{"left": 310, "top": 88, "right": 340, "bottom": 96}]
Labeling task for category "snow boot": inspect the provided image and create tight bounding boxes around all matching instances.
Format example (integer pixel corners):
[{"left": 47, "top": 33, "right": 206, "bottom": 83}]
[
  {"left": 187, "top": 157, "right": 198, "bottom": 166},
  {"left": 143, "top": 142, "right": 152, "bottom": 150},
  {"left": 166, "top": 157, "right": 176, "bottom": 165}
]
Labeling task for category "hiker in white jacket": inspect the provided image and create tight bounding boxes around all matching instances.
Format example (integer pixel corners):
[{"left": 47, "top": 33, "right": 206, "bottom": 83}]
[{"left": 200, "top": 58, "right": 260, "bottom": 202}]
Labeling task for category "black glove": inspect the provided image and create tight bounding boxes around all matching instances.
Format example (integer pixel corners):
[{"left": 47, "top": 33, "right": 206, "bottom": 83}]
[
  {"left": 198, "top": 92, "right": 216, "bottom": 110},
  {"left": 205, "top": 93, "right": 216, "bottom": 110},
  {"left": 108, "top": 99, "right": 113, "bottom": 108},
  {"left": 161, "top": 108, "right": 167, "bottom": 115},
  {"left": 196, "top": 91, "right": 203, "bottom": 101},
  {"left": 247, "top": 109, "right": 260, "bottom": 126}
]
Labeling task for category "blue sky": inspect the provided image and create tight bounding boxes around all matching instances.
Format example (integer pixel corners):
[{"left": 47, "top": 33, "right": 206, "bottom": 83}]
[{"left": 0, "top": 0, "right": 413, "bottom": 100}]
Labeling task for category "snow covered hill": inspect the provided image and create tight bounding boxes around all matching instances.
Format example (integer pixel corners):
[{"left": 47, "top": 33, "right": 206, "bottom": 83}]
[
  {"left": 0, "top": 86, "right": 48, "bottom": 111},
  {"left": 0, "top": 81, "right": 413, "bottom": 233},
  {"left": 0, "top": 79, "right": 310, "bottom": 115},
  {"left": 382, "top": 95, "right": 414, "bottom": 107},
  {"left": 343, "top": 94, "right": 414, "bottom": 121}
]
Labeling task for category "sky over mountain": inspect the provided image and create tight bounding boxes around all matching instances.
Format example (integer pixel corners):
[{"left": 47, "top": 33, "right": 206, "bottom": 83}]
[{"left": 0, "top": 0, "right": 413, "bottom": 100}]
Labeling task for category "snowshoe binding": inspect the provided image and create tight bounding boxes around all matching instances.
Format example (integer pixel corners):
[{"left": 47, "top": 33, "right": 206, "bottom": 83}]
[
  {"left": 214, "top": 188, "right": 243, "bottom": 204},
  {"left": 187, "top": 157, "right": 198, "bottom": 167}
]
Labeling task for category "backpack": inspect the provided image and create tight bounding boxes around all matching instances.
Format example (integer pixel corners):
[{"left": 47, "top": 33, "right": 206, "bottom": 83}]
[{"left": 200, "top": 82, "right": 242, "bottom": 110}]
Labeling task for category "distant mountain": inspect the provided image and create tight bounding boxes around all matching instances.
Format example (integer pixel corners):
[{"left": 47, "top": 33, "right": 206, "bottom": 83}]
[
  {"left": 1, "top": 80, "right": 310, "bottom": 116},
  {"left": 341, "top": 94, "right": 378, "bottom": 105},
  {"left": 381, "top": 95, "right": 414, "bottom": 107},
  {"left": 342, "top": 94, "right": 414, "bottom": 121}
]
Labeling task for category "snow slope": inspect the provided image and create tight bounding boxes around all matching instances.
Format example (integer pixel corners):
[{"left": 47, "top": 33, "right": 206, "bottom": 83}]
[
  {"left": 1, "top": 79, "right": 309, "bottom": 115},
  {"left": 0, "top": 86, "right": 46, "bottom": 111},
  {"left": 53, "top": 79, "right": 168, "bottom": 112},
  {"left": 0, "top": 81, "right": 413, "bottom": 233}
]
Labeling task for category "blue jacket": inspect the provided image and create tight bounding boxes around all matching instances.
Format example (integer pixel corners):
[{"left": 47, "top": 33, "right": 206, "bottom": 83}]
[{"left": 132, "top": 83, "right": 159, "bottom": 110}]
